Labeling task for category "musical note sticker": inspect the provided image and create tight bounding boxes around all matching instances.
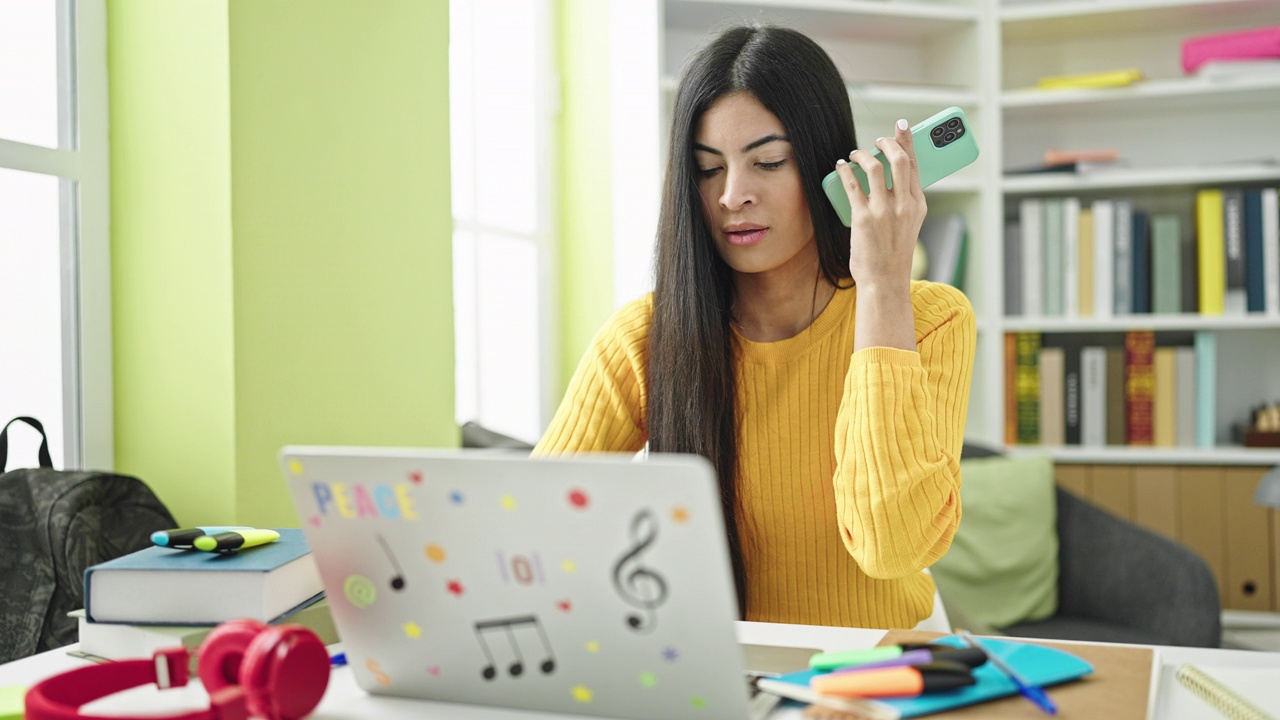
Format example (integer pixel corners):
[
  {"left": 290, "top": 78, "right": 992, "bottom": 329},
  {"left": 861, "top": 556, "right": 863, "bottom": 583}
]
[
  {"left": 377, "top": 533, "right": 406, "bottom": 591},
  {"left": 611, "top": 509, "right": 669, "bottom": 634},
  {"left": 367, "top": 659, "right": 391, "bottom": 687},
  {"left": 473, "top": 615, "right": 556, "bottom": 681},
  {"left": 343, "top": 575, "right": 377, "bottom": 609},
  {"left": 496, "top": 551, "right": 545, "bottom": 585}
]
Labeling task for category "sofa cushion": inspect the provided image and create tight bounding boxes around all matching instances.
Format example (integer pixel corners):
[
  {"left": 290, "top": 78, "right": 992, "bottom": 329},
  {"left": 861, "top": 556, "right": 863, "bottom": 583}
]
[{"left": 930, "top": 454, "right": 1058, "bottom": 629}]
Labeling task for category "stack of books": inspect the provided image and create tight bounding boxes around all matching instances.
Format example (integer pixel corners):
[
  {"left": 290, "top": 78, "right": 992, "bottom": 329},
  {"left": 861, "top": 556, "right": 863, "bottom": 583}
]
[{"left": 73, "top": 528, "right": 336, "bottom": 661}]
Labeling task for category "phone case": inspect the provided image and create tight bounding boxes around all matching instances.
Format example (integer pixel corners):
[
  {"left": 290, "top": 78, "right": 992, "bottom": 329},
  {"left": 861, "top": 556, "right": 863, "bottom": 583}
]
[{"left": 822, "top": 106, "right": 980, "bottom": 227}]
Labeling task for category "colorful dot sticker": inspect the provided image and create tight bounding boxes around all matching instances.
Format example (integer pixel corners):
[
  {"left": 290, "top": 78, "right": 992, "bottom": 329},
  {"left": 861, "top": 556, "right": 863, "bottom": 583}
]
[
  {"left": 561, "top": 559, "right": 577, "bottom": 574},
  {"left": 343, "top": 575, "right": 377, "bottom": 609},
  {"left": 640, "top": 672, "right": 657, "bottom": 688},
  {"left": 308, "top": 515, "right": 322, "bottom": 528},
  {"left": 408, "top": 471, "right": 423, "bottom": 484},
  {"left": 585, "top": 640, "right": 600, "bottom": 653},
  {"left": 671, "top": 506, "right": 690, "bottom": 523},
  {"left": 425, "top": 544, "right": 446, "bottom": 563},
  {"left": 403, "top": 622, "right": 422, "bottom": 639},
  {"left": 556, "top": 599, "right": 572, "bottom": 612},
  {"left": 426, "top": 666, "right": 440, "bottom": 677},
  {"left": 288, "top": 459, "right": 304, "bottom": 476},
  {"left": 447, "top": 580, "right": 465, "bottom": 596},
  {"left": 449, "top": 491, "right": 464, "bottom": 505},
  {"left": 500, "top": 494, "right": 517, "bottom": 511},
  {"left": 571, "top": 685, "right": 593, "bottom": 703},
  {"left": 690, "top": 697, "right": 707, "bottom": 709},
  {"left": 567, "top": 489, "right": 589, "bottom": 509},
  {"left": 662, "top": 647, "right": 679, "bottom": 663}
]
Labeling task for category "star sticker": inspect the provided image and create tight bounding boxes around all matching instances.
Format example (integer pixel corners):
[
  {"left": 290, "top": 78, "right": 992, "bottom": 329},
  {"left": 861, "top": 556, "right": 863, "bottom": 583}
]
[
  {"left": 662, "top": 647, "right": 679, "bottom": 663},
  {"left": 500, "top": 494, "right": 517, "bottom": 510},
  {"left": 447, "top": 580, "right": 464, "bottom": 596},
  {"left": 640, "top": 672, "right": 657, "bottom": 688},
  {"left": 585, "top": 640, "right": 600, "bottom": 653},
  {"left": 403, "top": 622, "right": 422, "bottom": 639},
  {"left": 571, "top": 685, "right": 593, "bottom": 703},
  {"left": 561, "top": 560, "right": 577, "bottom": 573},
  {"left": 671, "top": 506, "right": 690, "bottom": 523},
  {"left": 449, "top": 491, "right": 464, "bottom": 505}
]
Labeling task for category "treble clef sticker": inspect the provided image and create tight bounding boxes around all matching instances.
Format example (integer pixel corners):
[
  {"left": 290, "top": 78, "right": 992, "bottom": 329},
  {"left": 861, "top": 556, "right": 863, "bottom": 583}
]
[{"left": 611, "top": 508, "right": 668, "bottom": 634}]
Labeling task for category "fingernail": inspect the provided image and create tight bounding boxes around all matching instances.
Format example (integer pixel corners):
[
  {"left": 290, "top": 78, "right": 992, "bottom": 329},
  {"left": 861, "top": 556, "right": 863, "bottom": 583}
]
[
  {"left": 836, "top": 158, "right": 847, "bottom": 165},
  {"left": 897, "top": 118, "right": 909, "bottom": 132},
  {"left": 876, "top": 137, "right": 884, "bottom": 144}
]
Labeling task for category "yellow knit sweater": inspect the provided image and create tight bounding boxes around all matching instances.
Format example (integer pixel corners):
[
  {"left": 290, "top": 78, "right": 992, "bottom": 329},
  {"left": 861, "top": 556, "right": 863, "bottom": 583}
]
[{"left": 535, "top": 281, "right": 975, "bottom": 628}]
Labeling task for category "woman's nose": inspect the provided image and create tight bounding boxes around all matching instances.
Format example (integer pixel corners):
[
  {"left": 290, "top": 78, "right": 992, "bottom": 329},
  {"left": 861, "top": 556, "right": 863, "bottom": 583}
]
[{"left": 719, "top": 167, "right": 757, "bottom": 210}]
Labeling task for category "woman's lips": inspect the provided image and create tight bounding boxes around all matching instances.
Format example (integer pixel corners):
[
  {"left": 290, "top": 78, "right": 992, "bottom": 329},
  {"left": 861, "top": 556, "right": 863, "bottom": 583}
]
[{"left": 725, "top": 228, "right": 767, "bottom": 246}]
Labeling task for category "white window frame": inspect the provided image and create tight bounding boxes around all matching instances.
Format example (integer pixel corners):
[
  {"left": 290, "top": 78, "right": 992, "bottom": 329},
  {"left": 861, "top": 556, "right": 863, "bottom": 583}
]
[
  {"left": 0, "top": 0, "right": 111, "bottom": 469},
  {"left": 450, "top": 0, "right": 559, "bottom": 445}
]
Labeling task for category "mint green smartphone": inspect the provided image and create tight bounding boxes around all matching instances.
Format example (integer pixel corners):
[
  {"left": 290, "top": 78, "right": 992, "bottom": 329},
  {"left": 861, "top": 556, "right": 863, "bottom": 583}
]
[{"left": 822, "top": 106, "right": 980, "bottom": 226}]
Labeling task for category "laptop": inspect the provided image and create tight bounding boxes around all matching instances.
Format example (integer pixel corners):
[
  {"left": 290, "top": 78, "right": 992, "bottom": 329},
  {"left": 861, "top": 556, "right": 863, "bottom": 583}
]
[{"left": 280, "top": 447, "right": 754, "bottom": 720}]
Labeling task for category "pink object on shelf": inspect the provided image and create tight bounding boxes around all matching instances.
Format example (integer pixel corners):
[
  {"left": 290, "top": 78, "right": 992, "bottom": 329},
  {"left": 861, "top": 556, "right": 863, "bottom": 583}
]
[{"left": 1182, "top": 25, "right": 1280, "bottom": 74}]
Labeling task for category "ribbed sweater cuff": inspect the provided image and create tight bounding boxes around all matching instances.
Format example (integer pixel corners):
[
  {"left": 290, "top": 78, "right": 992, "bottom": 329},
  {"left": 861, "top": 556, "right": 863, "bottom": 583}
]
[{"left": 850, "top": 346, "right": 922, "bottom": 369}]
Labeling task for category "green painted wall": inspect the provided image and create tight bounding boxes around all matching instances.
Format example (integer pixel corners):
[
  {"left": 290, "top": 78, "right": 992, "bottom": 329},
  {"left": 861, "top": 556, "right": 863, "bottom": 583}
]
[
  {"left": 556, "top": 0, "right": 614, "bottom": 397},
  {"left": 109, "top": 0, "right": 236, "bottom": 525},
  {"left": 110, "top": 0, "right": 456, "bottom": 528}
]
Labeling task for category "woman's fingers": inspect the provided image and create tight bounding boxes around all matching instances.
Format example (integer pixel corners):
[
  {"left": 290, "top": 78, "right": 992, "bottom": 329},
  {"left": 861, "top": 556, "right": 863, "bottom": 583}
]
[
  {"left": 874, "top": 133, "right": 915, "bottom": 201},
  {"left": 846, "top": 148, "right": 887, "bottom": 211},
  {"left": 833, "top": 157, "right": 868, "bottom": 212}
]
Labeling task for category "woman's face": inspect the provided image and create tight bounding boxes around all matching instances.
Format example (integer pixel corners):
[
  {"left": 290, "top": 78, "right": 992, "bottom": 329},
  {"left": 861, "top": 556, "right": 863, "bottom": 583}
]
[{"left": 693, "top": 92, "right": 817, "bottom": 279}]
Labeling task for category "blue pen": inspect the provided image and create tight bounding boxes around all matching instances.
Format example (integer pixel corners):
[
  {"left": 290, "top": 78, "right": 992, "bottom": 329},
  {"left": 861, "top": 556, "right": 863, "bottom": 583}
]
[
  {"left": 330, "top": 653, "right": 347, "bottom": 667},
  {"left": 151, "top": 526, "right": 254, "bottom": 549},
  {"left": 958, "top": 631, "right": 1056, "bottom": 715}
]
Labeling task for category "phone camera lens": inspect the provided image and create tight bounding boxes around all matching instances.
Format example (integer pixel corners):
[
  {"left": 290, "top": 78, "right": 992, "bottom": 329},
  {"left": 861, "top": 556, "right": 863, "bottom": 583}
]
[
  {"left": 946, "top": 118, "right": 962, "bottom": 130},
  {"left": 931, "top": 126, "right": 945, "bottom": 138},
  {"left": 943, "top": 131, "right": 957, "bottom": 143},
  {"left": 955, "top": 126, "right": 965, "bottom": 136}
]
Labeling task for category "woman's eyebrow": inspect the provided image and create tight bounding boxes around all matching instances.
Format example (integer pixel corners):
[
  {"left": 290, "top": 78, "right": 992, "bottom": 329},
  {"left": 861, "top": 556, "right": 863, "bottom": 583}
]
[{"left": 693, "top": 134, "right": 791, "bottom": 156}]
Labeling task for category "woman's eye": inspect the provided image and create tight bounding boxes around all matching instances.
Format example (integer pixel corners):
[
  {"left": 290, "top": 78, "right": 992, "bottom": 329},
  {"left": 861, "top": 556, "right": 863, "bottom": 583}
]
[
  {"left": 759, "top": 160, "right": 787, "bottom": 170},
  {"left": 697, "top": 167, "right": 721, "bottom": 178}
]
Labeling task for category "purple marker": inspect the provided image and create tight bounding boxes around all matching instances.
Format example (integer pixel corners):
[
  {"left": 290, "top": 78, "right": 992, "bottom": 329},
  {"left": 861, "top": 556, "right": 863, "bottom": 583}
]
[{"left": 826, "top": 648, "right": 935, "bottom": 675}]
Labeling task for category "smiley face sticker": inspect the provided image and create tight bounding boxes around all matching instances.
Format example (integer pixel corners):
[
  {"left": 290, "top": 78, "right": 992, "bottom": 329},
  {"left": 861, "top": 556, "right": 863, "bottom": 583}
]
[{"left": 344, "top": 574, "right": 377, "bottom": 609}]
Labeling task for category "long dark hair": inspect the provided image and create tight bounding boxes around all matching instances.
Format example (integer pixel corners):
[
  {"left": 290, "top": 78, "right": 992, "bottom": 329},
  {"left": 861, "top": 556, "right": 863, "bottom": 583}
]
[{"left": 647, "top": 25, "right": 857, "bottom": 616}]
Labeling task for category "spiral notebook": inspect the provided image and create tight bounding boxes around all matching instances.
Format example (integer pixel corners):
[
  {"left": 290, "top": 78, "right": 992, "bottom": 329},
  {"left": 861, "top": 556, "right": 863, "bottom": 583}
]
[{"left": 1175, "top": 665, "right": 1280, "bottom": 720}]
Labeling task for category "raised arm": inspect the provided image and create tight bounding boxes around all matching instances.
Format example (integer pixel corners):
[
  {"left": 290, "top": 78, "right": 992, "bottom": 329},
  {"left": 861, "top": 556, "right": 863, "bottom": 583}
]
[{"left": 832, "top": 283, "right": 975, "bottom": 578}]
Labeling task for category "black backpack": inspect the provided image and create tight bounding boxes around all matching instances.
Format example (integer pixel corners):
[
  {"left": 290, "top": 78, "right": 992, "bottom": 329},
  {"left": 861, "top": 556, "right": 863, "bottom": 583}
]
[{"left": 0, "top": 416, "right": 177, "bottom": 662}]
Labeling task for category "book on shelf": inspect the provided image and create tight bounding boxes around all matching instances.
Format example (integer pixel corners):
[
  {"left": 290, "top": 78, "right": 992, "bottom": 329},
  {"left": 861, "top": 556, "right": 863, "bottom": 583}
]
[
  {"left": 1015, "top": 332, "right": 1042, "bottom": 444},
  {"left": 1062, "top": 340, "right": 1083, "bottom": 445},
  {"left": 1130, "top": 208, "right": 1151, "bottom": 314},
  {"left": 916, "top": 213, "right": 967, "bottom": 289},
  {"left": 1223, "top": 189, "right": 1248, "bottom": 315},
  {"left": 69, "top": 596, "right": 339, "bottom": 663},
  {"left": 1181, "top": 25, "right": 1280, "bottom": 74},
  {"left": 1037, "top": 68, "right": 1144, "bottom": 90},
  {"left": 1106, "top": 347, "right": 1128, "bottom": 446},
  {"left": 1244, "top": 189, "right": 1267, "bottom": 314},
  {"left": 1265, "top": 189, "right": 1280, "bottom": 315},
  {"left": 1020, "top": 199, "right": 1043, "bottom": 317},
  {"left": 1113, "top": 200, "right": 1134, "bottom": 315},
  {"left": 1195, "top": 332, "right": 1218, "bottom": 448},
  {"left": 1040, "top": 346, "right": 1066, "bottom": 446},
  {"left": 1078, "top": 206, "right": 1095, "bottom": 317},
  {"left": 84, "top": 527, "right": 323, "bottom": 626},
  {"left": 1175, "top": 347, "right": 1198, "bottom": 448},
  {"left": 1004, "top": 218, "right": 1022, "bottom": 317},
  {"left": 1197, "top": 190, "right": 1227, "bottom": 315},
  {"left": 1152, "top": 214, "right": 1183, "bottom": 315},
  {"left": 1195, "top": 58, "right": 1280, "bottom": 81},
  {"left": 1125, "top": 331, "right": 1155, "bottom": 447},
  {"left": 1153, "top": 347, "right": 1177, "bottom": 448},
  {"left": 1043, "top": 199, "right": 1065, "bottom": 317},
  {"left": 1093, "top": 200, "right": 1115, "bottom": 319},
  {"left": 1004, "top": 333, "right": 1018, "bottom": 445},
  {"left": 1080, "top": 346, "right": 1107, "bottom": 447}
]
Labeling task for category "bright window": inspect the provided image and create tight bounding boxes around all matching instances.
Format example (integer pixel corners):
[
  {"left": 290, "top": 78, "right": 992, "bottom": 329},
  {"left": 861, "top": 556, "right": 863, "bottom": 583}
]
[
  {"left": 450, "top": 0, "right": 556, "bottom": 444},
  {"left": 0, "top": 0, "right": 110, "bottom": 469}
]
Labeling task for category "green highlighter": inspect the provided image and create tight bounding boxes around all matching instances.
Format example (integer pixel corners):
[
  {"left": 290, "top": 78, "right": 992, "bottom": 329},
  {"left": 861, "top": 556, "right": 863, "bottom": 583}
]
[{"left": 809, "top": 643, "right": 970, "bottom": 672}]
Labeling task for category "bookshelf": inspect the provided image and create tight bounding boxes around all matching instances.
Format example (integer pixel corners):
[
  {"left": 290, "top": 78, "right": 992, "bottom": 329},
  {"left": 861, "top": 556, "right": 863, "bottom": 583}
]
[{"left": 631, "top": 0, "right": 1280, "bottom": 467}]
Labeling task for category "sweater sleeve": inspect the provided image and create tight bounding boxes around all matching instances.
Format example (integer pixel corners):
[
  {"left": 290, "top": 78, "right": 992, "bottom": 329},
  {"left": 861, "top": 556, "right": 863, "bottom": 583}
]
[
  {"left": 533, "top": 298, "right": 650, "bottom": 456},
  {"left": 832, "top": 282, "right": 976, "bottom": 579}
]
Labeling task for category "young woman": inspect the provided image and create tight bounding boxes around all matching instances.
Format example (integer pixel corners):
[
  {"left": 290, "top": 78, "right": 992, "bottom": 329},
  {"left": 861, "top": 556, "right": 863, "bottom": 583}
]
[{"left": 535, "top": 24, "right": 975, "bottom": 630}]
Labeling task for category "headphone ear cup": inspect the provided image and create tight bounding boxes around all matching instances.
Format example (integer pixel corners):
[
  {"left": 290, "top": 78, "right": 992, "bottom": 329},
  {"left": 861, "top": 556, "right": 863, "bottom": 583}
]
[
  {"left": 239, "top": 624, "right": 331, "bottom": 720},
  {"left": 197, "top": 619, "right": 270, "bottom": 694}
]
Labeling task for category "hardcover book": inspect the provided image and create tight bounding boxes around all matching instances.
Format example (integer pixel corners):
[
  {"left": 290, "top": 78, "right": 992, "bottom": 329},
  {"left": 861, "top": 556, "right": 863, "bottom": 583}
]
[
  {"left": 84, "top": 528, "right": 323, "bottom": 625},
  {"left": 1015, "top": 332, "right": 1042, "bottom": 444},
  {"left": 1125, "top": 331, "right": 1156, "bottom": 446}
]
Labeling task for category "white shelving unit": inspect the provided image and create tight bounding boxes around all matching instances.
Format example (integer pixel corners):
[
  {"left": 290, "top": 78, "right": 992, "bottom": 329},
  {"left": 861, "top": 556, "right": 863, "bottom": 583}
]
[{"left": 628, "top": 0, "right": 1280, "bottom": 465}]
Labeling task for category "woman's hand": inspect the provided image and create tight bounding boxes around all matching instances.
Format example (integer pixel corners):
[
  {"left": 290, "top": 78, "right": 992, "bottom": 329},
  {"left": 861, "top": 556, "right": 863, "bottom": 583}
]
[{"left": 833, "top": 118, "right": 928, "bottom": 294}]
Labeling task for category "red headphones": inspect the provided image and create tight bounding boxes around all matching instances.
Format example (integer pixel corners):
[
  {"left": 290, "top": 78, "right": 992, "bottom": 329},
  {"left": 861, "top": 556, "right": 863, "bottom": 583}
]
[{"left": 24, "top": 620, "right": 331, "bottom": 720}]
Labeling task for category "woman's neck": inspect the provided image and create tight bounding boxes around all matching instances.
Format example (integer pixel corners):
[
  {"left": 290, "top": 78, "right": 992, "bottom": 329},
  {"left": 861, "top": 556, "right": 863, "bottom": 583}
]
[{"left": 731, "top": 264, "right": 838, "bottom": 343}]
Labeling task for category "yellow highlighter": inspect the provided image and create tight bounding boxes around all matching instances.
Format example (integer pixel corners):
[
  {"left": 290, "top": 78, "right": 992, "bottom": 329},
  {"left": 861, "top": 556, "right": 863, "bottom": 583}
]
[
  {"left": 193, "top": 528, "right": 280, "bottom": 552},
  {"left": 1037, "top": 68, "right": 1144, "bottom": 90}
]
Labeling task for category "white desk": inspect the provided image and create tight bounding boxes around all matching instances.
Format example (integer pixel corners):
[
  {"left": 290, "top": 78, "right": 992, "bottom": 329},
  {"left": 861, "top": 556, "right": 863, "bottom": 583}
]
[{"left": 4, "top": 622, "right": 1279, "bottom": 719}]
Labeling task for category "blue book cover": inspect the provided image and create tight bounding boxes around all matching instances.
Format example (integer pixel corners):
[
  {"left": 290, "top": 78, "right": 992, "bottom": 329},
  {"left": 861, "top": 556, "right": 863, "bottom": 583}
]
[
  {"left": 1195, "top": 332, "right": 1217, "bottom": 449},
  {"left": 1131, "top": 209, "right": 1151, "bottom": 314},
  {"left": 85, "top": 528, "right": 323, "bottom": 625},
  {"left": 764, "top": 636, "right": 1093, "bottom": 718},
  {"left": 1244, "top": 189, "right": 1265, "bottom": 313}
]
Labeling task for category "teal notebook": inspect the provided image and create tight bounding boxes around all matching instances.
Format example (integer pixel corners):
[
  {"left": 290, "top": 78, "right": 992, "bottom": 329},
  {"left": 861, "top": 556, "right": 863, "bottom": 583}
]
[
  {"left": 84, "top": 528, "right": 323, "bottom": 625},
  {"left": 767, "top": 636, "right": 1094, "bottom": 718}
]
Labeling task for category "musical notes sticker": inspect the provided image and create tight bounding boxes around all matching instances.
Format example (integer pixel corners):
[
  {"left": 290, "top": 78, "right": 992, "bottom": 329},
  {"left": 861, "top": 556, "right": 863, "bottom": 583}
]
[
  {"left": 473, "top": 615, "right": 556, "bottom": 680},
  {"left": 611, "top": 509, "right": 669, "bottom": 634},
  {"left": 367, "top": 659, "right": 392, "bottom": 687},
  {"left": 377, "top": 533, "right": 407, "bottom": 591}
]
